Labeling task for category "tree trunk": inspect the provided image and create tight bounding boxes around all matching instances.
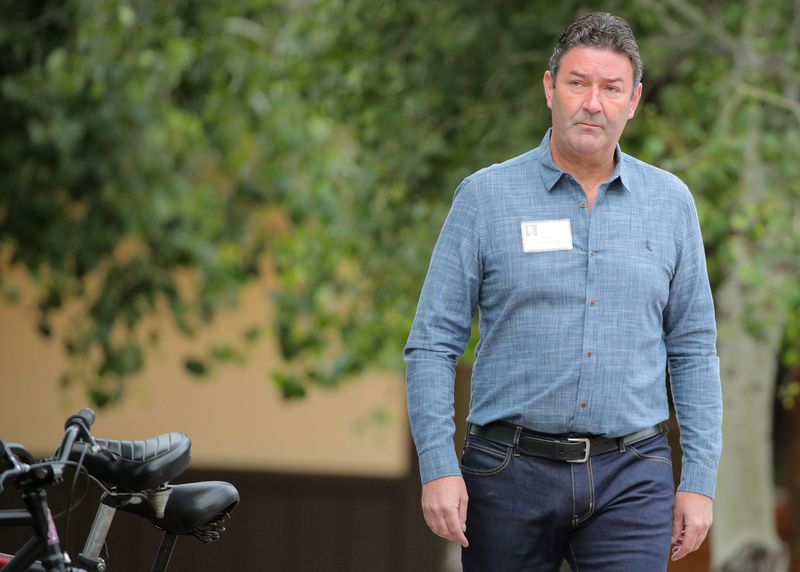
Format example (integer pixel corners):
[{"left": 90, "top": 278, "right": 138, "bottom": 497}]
[
  {"left": 711, "top": 102, "right": 789, "bottom": 571},
  {"left": 712, "top": 272, "right": 789, "bottom": 571}
]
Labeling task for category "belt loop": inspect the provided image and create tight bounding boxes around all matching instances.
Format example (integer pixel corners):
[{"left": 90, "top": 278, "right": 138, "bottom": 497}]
[
  {"left": 617, "top": 437, "right": 626, "bottom": 453},
  {"left": 512, "top": 425, "right": 522, "bottom": 457},
  {"left": 463, "top": 423, "right": 472, "bottom": 457}
]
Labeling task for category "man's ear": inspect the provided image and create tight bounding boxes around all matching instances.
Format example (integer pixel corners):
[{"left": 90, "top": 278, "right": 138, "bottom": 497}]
[
  {"left": 628, "top": 82, "right": 643, "bottom": 119},
  {"left": 543, "top": 70, "right": 555, "bottom": 110}
]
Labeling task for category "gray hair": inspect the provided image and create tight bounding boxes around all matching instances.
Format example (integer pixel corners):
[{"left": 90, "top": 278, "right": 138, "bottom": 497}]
[{"left": 549, "top": 12, "right": 643, "bottom": 86}]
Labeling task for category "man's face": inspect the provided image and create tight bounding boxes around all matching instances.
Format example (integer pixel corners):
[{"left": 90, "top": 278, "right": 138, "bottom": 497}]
[{"left": 543, "top": 46, "right": 642, "bottom": 160}]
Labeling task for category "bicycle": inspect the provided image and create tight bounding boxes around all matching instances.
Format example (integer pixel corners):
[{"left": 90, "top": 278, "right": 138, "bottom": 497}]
[{"left": 0, "top": 409, "right": 239, "bottom": 571}]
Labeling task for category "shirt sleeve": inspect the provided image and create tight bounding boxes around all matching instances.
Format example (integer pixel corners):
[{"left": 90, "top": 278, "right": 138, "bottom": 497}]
[
  {"left": 663, "top": 192, "right": 723, "bottom": 498},
  {"left": 404, "top": 178, "right": 482, "bottom": 484}
]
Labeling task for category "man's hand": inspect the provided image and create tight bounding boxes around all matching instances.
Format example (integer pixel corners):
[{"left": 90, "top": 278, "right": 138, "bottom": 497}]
[
  {"left": 421, "top": 475, "right": 469, "bottom": 547},
  {"left": 671, "top": 491, "right": 713, "bottom": 561}
]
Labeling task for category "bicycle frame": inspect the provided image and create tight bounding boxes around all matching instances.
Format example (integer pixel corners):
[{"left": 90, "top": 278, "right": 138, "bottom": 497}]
[
  {"left": 74, "top": 492, "right": 141, "bottom": 572},
  {"left": 75, "top": 487, "right": 179, "bottom": 572},
  {"left": 0, "top": 411, "right": 95, "bottom": 572},
  {"left": 1, "top": 487, "right": 174, "bottom": 572},
  {"left": 0, "top": 487, "right": 73, "bottom": 571}
]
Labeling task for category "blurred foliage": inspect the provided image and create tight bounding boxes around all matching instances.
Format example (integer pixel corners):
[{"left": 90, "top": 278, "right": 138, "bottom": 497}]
[
  {"left": 622, "top": 0, "right": 800, "bottom": 402},
  {"left": 0, "top": 0, "right": 798, "bottom": 405}
]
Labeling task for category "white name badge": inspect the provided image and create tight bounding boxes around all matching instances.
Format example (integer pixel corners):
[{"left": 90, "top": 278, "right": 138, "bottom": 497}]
[{"left": 520, "top": 219, "right": 573, "bottom": 252}]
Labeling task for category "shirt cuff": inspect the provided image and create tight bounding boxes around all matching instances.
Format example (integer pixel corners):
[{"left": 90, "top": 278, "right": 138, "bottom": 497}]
[
  {"left": 677, "top": 461, "right": 717, "bottom": 499},
  {"left": 418, "top": 445, "right": 462, "bottom": 484}
]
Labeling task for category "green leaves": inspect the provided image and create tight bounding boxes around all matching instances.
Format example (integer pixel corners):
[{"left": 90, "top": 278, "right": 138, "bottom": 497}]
[
  {"left": 3, "top": 0, "right": 798, "bottom": 405},
  {"left": 0, "top": 0, "right": 276, "bottom": 403}
]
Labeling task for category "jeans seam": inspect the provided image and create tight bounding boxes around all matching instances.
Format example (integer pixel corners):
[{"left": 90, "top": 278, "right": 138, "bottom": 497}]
[
  {"left": 630, "top": 447, "right": 672, "bottom": 465},
  {"left": 460, "top": 445, "right": 512, "bottom": 476},
  {"left": 570, "top": 464, "right": 576, "bottom": 524},
  {"left": 573, "top": 459, "right": 595, "bottom": 525},
  {"left": 467, "top": 441, "right": 508, "bottom": 460},
  {"left": 568, "top": 539, "right": 579, "bottom": 572}
]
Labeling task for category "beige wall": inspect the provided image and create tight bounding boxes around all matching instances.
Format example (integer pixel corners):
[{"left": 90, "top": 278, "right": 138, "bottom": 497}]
[{"left": 0, "top": 276, "right": 410, "bottom": 477}]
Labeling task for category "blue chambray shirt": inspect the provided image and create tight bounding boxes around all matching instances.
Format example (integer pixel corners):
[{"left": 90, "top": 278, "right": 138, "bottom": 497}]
[{"left": 404, "top": 130, "right": 722, "bottom": 498}]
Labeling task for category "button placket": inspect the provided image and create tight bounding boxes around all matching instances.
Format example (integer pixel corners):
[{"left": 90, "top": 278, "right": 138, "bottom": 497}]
[{"left": 573, "top": 185, "right": 598, "bottom": 422}]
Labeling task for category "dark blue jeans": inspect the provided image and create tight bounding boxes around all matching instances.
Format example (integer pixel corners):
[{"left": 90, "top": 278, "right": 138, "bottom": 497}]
[{"left": 460, "top": 431, "right": 675, "bottom": 572}]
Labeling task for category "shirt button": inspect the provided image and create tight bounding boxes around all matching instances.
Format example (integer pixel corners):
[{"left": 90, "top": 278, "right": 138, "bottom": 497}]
[
  {"left": 586, "top": 351, "right": 593, "bottom": 358},
  {"left": 589, "top": 251, "right": 595, "bottom": 257},
  {"left": 589, "top": 299, "right": 597, "bottom": 306},
  {"left": 580, "top": 201, "right": 587, "bottom": 208},
  {"left": 580, "top": 402, "right": 588, "bottom": 409}
]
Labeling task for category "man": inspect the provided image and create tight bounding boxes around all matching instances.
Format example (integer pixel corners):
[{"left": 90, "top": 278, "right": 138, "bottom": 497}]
[{"left": 404, "top": 12, "right": 722, "bottom": 572}]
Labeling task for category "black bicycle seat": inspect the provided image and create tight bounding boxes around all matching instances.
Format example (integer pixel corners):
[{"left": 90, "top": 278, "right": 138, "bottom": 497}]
[
  {"left": 119, "top": 481, "right": 239, "bottom": 541},
  {"left": 70, "top": 433, "right": 191, "bottom": 491}
]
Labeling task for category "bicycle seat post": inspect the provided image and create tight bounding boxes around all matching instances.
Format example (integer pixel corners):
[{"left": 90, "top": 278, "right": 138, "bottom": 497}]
[{"left": 77, "top": 494, "right": 119, "bottom": 571}]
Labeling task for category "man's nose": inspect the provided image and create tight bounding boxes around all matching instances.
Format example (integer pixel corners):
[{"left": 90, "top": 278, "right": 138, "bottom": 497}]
[{"left": 582, "top": 86, "right": 602, "bottom": 114}]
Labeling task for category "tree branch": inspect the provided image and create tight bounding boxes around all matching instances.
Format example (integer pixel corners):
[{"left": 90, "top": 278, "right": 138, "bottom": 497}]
[
  {"left": 717, "top": 90, "right": 746, "bottom": 136},
  {"left": 792, "top": 0, "right": 800, "bottom": 54},
  {"left": 737, "top": 83, "right": 800, "bottom": 123},
  {"left": 633, "top": 0, "right": 687, "bottom": 37},
  {"left": 786, "top": 0, "right": 800, "bottom": 101},
  {"left": 659, "top": 0, "right": 741, "bottom": 55}
]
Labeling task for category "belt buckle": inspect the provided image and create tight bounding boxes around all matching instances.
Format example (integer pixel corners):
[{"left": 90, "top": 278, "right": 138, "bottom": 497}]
[{"left": 566, "top": 437, "right": 590, "bottom": 463}]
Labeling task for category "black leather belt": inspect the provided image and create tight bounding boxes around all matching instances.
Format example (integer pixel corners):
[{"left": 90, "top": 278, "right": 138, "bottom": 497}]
[{"left": 468, "top": 422, "right": 666, "bottom": 463}]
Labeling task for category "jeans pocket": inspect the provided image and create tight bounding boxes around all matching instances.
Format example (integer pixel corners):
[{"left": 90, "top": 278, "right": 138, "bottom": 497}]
[
  {"left": 460, "top": 436, "right": 512, "bottom": 476},
  {"left": 628, "top": 434, "right": 672, "bottom": 465}
]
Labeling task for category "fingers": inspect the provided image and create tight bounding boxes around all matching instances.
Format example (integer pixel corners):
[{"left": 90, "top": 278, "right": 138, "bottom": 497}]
[
  {"left": 670, "top": 511, "right": 683, "bottom": 546},
  {"left": 671, "top": 524, "right": 709, "bottom": 561},
  {"left": 445, "top": 503, "right": 469, "bottom": 547},
  {"left": 458, "top": 490, "right": 469, "bottom": 533},
  {"left": 670, "top": 492, "right": 713, "bottom": 561},
  {"left": 421, "top": 476, "right": 470, "bottom": 547},
  {"left": 423, "top": 494, "right": 469, "bottom": 547},
  {"left": 423, "top": 506, "right": 469, "bottom": 547}
]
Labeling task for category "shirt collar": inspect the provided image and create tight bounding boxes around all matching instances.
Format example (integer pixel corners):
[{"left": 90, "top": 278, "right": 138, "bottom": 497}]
[{"left": 537, "top": 128, "right": 632, "bottom": 193}]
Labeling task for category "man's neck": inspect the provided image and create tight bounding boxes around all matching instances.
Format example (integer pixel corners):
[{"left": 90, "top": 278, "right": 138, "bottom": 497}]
[{"left": 549, "top": 137, "right": 616, "bottom": 191}]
